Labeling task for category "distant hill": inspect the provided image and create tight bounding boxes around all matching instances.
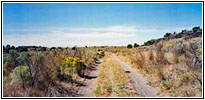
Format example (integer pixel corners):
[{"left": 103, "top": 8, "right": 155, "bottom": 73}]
[{"left": 143, "top": 27, "right": 202, "bottom": 46}]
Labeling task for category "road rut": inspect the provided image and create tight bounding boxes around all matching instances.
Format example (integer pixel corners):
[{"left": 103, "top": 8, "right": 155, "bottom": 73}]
[
  {"left": 112, "top": 54, "right": 158, "bottom": 97},
  {"left": 75, "top": 59, "right": 102, "bottom": 97}
]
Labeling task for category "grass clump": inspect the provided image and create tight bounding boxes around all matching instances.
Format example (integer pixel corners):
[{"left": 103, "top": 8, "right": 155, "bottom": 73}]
[{"left": 181, "top": 75, "right": 190, "bottom": 83}]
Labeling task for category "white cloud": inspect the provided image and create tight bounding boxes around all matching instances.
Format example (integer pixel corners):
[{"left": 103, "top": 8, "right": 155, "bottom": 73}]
[{"left": 3, "top": 25, "right": 194, "bottom": 47}]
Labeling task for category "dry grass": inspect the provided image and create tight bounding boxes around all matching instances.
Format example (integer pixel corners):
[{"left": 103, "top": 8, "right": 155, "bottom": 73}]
[
  {"left": 112, "top": 37, "right": 202, "bottom": 97},
  {"left": 148, "top": 50, "right": 154, "bottom": 61},
  {"left": 92, "top": 54, "right": 137, "bottom": 97}
]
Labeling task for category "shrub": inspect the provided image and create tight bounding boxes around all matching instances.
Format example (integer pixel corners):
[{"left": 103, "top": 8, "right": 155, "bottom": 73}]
[
  {"left": 11, "top": 66, "right": 31, "bottom": 89},
  {"left": 192, "top": 26, "right": 200, "bottom": 33},
  {"left": 60, "top": 57, "right": 86, "bottom": 80},
  {"left": 197, "top": 48, "right": 202, "bottom": 54},
  {"left": 164, "top": 33, "right": 172, "bottom": 37},
  {"left": 134, "top": 43, "right": 139, "bottom": 48},
  {"left": 174, "top": 40, "right": 186, "bottom": 56},
  {"left": 16, "top": 52, "right": 30, "bottom": 65},
  {"left": 106, "top": 85, "right": 112, "bottom": 92},
  {"left": 131, "top": 52, "right": 145, "bottom": 69},
  {"left": 127, "top": 44, "right": 132, "bottom": 49},
  {"left": 97, "top": 51, "right": 105, "bottom": 57},
  {"left": 3, "top": 54, "right": 12, "bottom": 64},
  {"left": 165, "top": 44, "right": 172, "bottom": 51},
  {"left": 93, "top": 88, "right": 101, "bottom": 95},
  {"left": 156, "top": 43, "right": 168, "bottom": 64}
]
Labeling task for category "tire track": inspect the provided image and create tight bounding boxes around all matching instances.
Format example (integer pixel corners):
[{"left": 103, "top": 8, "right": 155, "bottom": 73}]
[{"left": 112, "top": 54, "right": 158, "bottom": 97}]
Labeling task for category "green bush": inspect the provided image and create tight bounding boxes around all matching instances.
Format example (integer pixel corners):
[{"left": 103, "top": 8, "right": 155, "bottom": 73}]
[
  {"left": 127, "top": 44, "right": 132, "bottom": 49},
  {"left": 192, "top": 26, "right": 200, "bottom": 32},
  {"left": 3, "top": 54, "right": 12, "bottom": 64},
  {"left": 93, "top": 88, "right": 101, "bottom": 95},
  {"left": 11, "top": 66, "right": 31, "bottom": 87},
  {"left": 16, "top": 52, "right": 30, "bottom": 65},
  {"left": 106, "top": 85, "right": 112, "bottom": 92},
  {"left": 134, "top": 43, "right": 139, "bottom": 48}
]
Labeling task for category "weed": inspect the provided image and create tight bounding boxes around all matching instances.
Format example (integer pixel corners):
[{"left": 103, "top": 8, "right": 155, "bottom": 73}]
[
  {"left": 93, "top": 88, "right": 101, "bottom": 95},
  {"left": 161, "top": 80, "right": 172, "bottom": 90},
  {"left": 181, "top": 75, "right": 189, "bottom": 83},
  {"left": 106, "top": 85, "right": 112, "bottom": 92},
  {"left": 146, "top": 81, "right": 152, "bottom": 86}
]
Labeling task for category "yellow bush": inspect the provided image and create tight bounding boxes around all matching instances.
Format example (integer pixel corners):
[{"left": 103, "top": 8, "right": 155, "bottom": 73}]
[{"left": 197, "top": 48, "right": 202, "bottom": 54}]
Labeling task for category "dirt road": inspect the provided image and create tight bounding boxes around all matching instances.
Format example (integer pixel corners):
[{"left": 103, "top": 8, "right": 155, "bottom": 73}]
[
  {"left": 75, "top": 59, "right": 102, "bottom": 97},
  {"left": 112, "top": 54, "right": 158, "bottom": 97}
]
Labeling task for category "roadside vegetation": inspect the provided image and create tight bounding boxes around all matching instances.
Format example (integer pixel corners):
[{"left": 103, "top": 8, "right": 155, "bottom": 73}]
[
  {"left": 113, "top": 27, "right": 202, "bottom": 97},
  {"left": 3, "top": 46, "right": 105, "bottom": 97}
]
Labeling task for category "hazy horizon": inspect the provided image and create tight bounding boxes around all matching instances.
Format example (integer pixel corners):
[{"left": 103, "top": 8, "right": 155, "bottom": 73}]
[{"left": 3, "top": 3, "right": 202, "bottom": 47}]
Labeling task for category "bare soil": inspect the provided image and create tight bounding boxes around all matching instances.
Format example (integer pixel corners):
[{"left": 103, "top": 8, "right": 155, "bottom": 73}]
[{"left": 75, "top": 59, "right": 103, "bottom": 97}]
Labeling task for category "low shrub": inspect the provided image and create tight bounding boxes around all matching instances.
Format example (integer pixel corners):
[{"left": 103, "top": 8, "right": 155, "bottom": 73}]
[
  {"left": 196, "top": 48, "right": 202, "bottom": 54},
  {"left": 106, "top": 85, "right": 112, "bottom": 92},
  {"left": 60, "top": 57, "right": 86, "bottom": 80},
  {"left": 11, "top": 66, "right": 31, "bottom": 89}
]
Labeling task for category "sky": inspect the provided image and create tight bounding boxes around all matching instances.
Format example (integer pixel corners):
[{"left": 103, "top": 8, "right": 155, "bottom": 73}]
[{"left": 3, "top": 3, "right": 202, "bottom": 47}]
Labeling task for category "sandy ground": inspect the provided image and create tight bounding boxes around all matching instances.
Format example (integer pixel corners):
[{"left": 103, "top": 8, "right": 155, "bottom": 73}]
[
  {"left": 112, "top": 54, "right": 159, "bottom": 97},
  {"left": 75, "top": 59, "right": 103, "bottom": 97}
]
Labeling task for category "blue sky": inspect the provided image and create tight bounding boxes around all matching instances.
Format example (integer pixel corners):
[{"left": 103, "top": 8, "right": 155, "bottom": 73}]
[{"left": 3, "top": 3, "right": 202, "bottom": 47}]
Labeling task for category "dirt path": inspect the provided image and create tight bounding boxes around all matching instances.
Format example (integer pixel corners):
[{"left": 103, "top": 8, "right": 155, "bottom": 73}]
[
  {"left": 75, "top": 59, "right": 103, "bottom": 97},
  {"left": 112, "top": 54, "right": 159, "bottom": 97}
]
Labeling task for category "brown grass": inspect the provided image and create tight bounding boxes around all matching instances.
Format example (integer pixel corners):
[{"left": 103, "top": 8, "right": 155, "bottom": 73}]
[
  {"left": 148, "top": 50, "right": 154, "bottom": 61},
  {"left": 92, "top": 54, "right": 137, "bottom": 97}
]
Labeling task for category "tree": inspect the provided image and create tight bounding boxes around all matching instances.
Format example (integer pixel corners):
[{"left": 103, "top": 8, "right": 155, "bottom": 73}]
[
  {"left": 134, "top": 43, "right": 139, "bottom": 48},
  {"left": 192, "top": 27, "right": 200, "bottom": 33},
  {"left": 50, "top": 47, "right": 56, "bottom": 51},
  {"left": 3, "top": 45, "right": 6, "bottom": 53},
  {"left": 11, "top": 45, "right": 15, "bottom": 49},
  {"left": 164, "top": 33, "right": 172, "bottom": 37},
  {"left": 127, "top": 44, "right": 132, "bottom": 49},
  {"left": 6, "top": 45, "right": 10, "bottom": 49},
  {"left": 41, "top": 47, "right": 47, "bottom": 51}
]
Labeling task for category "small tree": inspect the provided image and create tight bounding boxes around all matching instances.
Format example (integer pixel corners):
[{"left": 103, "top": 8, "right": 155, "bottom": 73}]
[
  {"left": 192, "top": 27, "right": 200, "bottom": 33},
  {"left": 127, "top": 44, "right": 132, "bottom": 49},
  {"left": 164, "top": 33, "right": 172, "bottom": 37},
  {"left": 134, "top": 43, "right": 139, "bottom": 48}
]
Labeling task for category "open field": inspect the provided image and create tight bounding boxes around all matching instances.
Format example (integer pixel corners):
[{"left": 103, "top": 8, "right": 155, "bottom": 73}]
[{"left": 2, "top": 2, "right": 203, "bottom": 98}]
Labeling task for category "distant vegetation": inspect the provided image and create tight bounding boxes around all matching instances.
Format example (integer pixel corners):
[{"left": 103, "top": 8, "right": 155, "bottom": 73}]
[{"left": 142, "top": 26, "right": 202, "bottom": 46}]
